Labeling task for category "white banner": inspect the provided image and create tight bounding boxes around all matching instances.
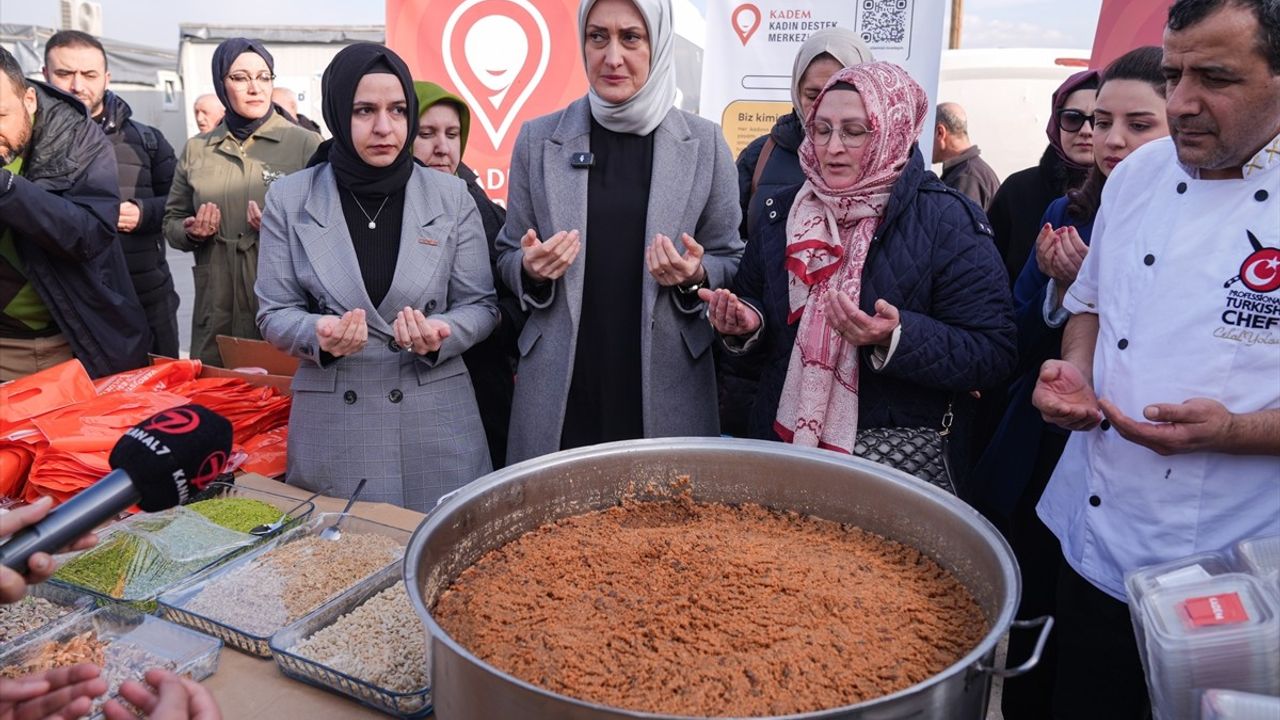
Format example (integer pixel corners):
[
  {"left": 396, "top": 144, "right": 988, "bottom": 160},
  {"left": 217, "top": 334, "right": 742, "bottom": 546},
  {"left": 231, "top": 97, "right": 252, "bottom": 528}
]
[{"left": 699, "top": 0, "right": 947, "bottom": 162}]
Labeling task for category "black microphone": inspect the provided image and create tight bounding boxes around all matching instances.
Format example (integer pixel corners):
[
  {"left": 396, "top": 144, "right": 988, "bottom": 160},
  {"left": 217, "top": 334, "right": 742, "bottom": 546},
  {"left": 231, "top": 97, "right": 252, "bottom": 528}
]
[{"left": 0, "top": 404, "right": 233, "bottom": 573}]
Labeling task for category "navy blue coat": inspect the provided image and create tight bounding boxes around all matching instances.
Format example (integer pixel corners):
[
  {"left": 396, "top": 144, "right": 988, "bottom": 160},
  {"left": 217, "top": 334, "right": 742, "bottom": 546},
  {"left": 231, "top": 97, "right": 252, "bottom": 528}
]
[
  {"left": 731, "top": 147, "right": 1016, "bottom": 472},
  {"left": 735, "top": 111, "right": 806, "bottom": 238},
  {"left": 0, "top": 82, "right": 149, "bottom": 377},
  {"left": 972, "top": 196, "right": 1093, "bottom": 524}
]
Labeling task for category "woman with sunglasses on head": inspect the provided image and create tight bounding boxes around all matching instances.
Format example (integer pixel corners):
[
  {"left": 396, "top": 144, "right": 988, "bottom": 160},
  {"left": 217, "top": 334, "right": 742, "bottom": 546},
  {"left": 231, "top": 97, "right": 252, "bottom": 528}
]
[
  {"left": 255, "top": 44, "right": 497, "bottom": 511},
  {"left": 164, "top": 38, "right": 320, "bottom": 367},
  {"left": 986, "top": 70, "right": 1100, "bottom": 286},
  {"left": 702, "top": 62, "right": 1015, "bottom": 481},
  {"left": 972, "top": 47, "right": 1169, "bottom": 720}
]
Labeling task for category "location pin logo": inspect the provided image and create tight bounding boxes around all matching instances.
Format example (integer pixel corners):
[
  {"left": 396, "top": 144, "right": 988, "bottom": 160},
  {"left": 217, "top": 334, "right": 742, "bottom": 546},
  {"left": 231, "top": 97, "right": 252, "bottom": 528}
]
[
  {"left": 732, "top": 3, "right": 762, "bottom": 46},
  {"left": 443, "top": 0, "right": 550, "bottom": 150}
]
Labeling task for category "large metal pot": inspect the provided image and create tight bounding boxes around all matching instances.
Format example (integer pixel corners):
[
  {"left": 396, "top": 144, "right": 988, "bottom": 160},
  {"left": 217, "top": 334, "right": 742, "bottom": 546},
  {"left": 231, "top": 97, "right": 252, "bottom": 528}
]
[{"left": 405, "top": 438, "right": 1051, "bottom": 720}]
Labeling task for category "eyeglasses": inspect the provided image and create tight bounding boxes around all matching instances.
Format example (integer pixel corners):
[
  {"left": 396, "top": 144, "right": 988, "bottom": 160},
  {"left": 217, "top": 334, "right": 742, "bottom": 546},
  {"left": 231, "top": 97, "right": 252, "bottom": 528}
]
[
  {"left": 225, "top": 72, "right": 275, "bottom": 89},
  {"left": 806, "top": 121, "right": 871, "bottom": 149},
  {"left": 1056, "top": 108, "right": 1095, "bottom": 133}
]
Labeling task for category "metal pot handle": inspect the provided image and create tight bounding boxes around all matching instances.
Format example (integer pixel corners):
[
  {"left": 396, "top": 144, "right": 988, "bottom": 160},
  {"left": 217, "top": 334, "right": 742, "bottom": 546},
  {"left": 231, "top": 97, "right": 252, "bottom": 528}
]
[{"left": 978, "top": 615, "right": 1055, "bottom": 678}]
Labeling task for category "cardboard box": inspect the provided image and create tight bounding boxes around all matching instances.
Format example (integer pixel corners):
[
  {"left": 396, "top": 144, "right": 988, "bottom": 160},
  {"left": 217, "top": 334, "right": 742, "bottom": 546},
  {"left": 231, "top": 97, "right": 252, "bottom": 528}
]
[{"left": 207, "top": 336, "right": 297, "bottom": 395}]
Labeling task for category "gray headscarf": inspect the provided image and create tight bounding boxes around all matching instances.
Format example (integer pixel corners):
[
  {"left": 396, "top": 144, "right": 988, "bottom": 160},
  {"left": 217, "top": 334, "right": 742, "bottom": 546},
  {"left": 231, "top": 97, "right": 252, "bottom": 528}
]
[
  {"left": 578, "top": 0, "right": 676, "bottom": 136},
  {"left": 790, "top": 28, "right": 875, "bottom": 115}
]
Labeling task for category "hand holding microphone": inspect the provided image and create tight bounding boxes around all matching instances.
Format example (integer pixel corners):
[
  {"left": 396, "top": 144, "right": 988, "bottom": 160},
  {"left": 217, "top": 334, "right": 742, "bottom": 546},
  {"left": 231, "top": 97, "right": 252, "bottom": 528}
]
[{"left": 0, "top": 404, "right": 233, "bottom": 594}]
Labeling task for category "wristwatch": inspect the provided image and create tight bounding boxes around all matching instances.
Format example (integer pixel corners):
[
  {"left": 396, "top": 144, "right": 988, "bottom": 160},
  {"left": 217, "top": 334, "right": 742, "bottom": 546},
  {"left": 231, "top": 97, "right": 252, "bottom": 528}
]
[{"left": 677, "top": 266, "right": 707, "bottom": 295}]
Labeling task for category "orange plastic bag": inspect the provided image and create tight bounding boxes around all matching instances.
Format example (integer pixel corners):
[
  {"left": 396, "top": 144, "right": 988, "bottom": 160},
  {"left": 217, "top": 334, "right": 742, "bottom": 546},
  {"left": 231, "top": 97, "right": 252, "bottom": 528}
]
[
  {"left": 0, "top": 359, "right": 97, "bottom": 435},
  {"left": 31, "top": 391, "right": 190, "bottom": 453},
  {"left": 25, "top": 449, "right": 111, "bottom": 506},
  {"left": 94, "top": 358, "right": 202, "bottom": 394},
  {"left": 166, "top": 378, "right": 291, "bottom": 445},
  {"left": 0, "top": 420, "right": 49, "bottom": 499},
  {"left": 0, "top": 443, "right": 37, "bottom": 498},
  {"left": 239, "top": 425, "right": 288, "bottom": 478},
  {"left": 23, "top": 392, "right": 187, "bottom": 506}
]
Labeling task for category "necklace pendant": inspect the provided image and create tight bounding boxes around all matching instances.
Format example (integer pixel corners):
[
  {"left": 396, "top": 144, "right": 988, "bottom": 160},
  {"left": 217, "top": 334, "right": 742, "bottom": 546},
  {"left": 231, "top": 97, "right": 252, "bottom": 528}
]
[{"left": 368, "top": 221, "right": 377, "bottom": 230}]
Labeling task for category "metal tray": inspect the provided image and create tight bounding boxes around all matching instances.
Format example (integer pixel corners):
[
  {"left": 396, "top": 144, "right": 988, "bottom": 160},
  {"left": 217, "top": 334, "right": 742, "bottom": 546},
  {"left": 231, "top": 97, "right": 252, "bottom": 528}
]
[
  {"left": 157, "top": 513, "right": 408, "bottom": 658},
  {"left": 271, "top": 562, "right": 431, "bottom": 718},
  {"left": 0, "top": 604, "right": 222, "bottom": 720},
  {"left": 49, "top": 481, "right": 315, "bottom": 606}
]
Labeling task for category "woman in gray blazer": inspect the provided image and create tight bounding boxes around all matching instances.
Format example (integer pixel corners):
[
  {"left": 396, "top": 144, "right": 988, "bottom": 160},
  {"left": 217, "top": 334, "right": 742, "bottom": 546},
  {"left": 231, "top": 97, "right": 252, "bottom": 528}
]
[
  {"left": 496, "top": 0, "right": 744, "bottom": 464},
  {"left": 255, "top": 44, "right": 497, "bottom": 511}
]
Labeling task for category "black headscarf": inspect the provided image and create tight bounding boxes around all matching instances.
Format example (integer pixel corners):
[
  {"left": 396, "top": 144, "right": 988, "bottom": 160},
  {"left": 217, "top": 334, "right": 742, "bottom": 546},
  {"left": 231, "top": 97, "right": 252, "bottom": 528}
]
[
  {"left": 211, "top": 38, "right": 276, "bottom": 142},
  {"left": 312, "top": 43, "right": 417, "bottom": 196}
]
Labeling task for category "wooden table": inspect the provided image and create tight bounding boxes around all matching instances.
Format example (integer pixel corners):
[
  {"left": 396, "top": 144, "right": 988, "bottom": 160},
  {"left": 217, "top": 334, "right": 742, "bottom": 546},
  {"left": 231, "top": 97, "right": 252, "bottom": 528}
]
[{"left": 201, "top": 474, "right": 430, "bottom": 719}]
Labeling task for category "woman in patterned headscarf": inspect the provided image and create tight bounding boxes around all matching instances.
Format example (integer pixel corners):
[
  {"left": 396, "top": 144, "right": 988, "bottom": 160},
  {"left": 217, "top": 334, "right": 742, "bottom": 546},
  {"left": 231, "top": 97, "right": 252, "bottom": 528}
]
[{"left": 703, "top": 62, "right": 1015, "bottom": 478}]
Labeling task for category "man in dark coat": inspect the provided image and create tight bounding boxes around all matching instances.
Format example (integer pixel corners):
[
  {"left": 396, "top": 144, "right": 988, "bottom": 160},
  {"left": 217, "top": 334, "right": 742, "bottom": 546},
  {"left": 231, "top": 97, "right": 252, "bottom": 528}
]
[
  {"left": 0, "top": 47, "right": 149, "bottom": 379},
  {"left": 934, "top": 102, "right": 1001, "bottom": 211},
  {"left": 43, "top": 30, "right": 180, "bottom": 357}
]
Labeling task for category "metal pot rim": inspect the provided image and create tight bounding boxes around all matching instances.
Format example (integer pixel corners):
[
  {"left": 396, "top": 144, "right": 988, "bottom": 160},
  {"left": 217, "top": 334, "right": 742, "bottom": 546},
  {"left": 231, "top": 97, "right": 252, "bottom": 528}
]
[{"left": 405, "top": 438, "right": 1020, "bottom": 719}]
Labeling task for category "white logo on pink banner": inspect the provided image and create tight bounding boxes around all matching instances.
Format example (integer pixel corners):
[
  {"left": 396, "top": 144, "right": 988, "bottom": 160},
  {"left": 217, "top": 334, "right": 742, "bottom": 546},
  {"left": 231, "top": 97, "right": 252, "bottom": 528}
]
[{"left": 442, "top": 0, "right": 551, "bottom": 150}]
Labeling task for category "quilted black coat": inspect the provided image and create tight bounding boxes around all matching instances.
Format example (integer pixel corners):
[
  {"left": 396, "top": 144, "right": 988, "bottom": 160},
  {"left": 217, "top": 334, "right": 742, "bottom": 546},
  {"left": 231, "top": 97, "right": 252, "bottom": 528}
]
[
  {"left": 729, "top": 146, "right": 1017, "bottom": 474},
  {"left": 0, "top": 82, "right": 149, "bottom": 376}
]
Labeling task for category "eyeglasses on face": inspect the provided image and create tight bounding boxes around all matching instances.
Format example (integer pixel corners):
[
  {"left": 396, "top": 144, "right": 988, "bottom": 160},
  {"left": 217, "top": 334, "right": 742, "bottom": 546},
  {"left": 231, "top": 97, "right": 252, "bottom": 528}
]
[
  {"left": 225, "top": 72, "right": 275, "bottom": 89},
  {"left": 806, "top": 121, "right": 872, "bottom": 149},
  {"left": 1056, "top": 108, "right": 1095, "bottom": 133}
]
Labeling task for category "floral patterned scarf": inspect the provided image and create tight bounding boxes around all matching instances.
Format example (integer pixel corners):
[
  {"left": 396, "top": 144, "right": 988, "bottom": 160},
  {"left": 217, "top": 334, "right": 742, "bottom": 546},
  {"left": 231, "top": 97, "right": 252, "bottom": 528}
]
[{"left": 774, "top": 62, "right": 928, "bottom": 452}]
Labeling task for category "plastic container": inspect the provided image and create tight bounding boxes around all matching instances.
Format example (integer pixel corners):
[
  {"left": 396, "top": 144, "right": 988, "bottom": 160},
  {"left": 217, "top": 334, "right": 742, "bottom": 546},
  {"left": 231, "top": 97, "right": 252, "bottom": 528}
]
[
  {"left": 49, "top": 482, "right": 315, "bottom": 606},
  {"left": 157, "top": 513, "right": 408, "bottom": 657},
  {"left": 0, "top": 582, "right": 95, "bottom": 648},
  {"left": 0, "top": 604, "right": 222, "bottom": 720},
  {"left": 1235, "top": 535, "right": 1280, "bottom": 583},
  {"left": 1126, "top": 551, "right": 1235, "bottom": 661},
  {"left": 1139, "top": 573, "right": 1280, "bottom": 719},
  {"left": 1200, "top": 689, "right": 1280, "bottom": 720},
  {"left": 271, "top": 563, "right": 431, "bottom": 718}
]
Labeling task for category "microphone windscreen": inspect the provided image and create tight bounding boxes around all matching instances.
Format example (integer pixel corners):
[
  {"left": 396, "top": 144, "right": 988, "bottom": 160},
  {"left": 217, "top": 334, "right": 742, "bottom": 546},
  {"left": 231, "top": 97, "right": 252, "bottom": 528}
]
[{"left": 108, "top": 404, "right": 233, "bottom": 512}]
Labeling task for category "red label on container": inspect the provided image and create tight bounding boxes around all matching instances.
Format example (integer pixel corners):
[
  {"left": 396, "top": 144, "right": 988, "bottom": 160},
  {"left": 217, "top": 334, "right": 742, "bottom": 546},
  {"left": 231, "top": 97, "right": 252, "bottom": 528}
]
[{"left": 1182, "top": 592, "right": 1249, "bottom": 627}]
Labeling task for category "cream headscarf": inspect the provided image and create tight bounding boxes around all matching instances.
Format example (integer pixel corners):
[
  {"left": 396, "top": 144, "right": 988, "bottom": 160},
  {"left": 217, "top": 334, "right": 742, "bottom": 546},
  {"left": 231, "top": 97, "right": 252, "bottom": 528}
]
[
  {"left": 578, "top": 0, "right": 677, "bottom": 136},
  {"left": 790, "top": 28, "right": 875, "bottom": 114}
]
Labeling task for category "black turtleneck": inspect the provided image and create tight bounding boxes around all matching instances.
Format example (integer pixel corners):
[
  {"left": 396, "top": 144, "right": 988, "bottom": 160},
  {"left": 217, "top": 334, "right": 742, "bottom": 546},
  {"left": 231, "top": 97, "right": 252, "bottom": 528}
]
[{"left": 338, "top": 187, "right": 405, "bottom": 308}]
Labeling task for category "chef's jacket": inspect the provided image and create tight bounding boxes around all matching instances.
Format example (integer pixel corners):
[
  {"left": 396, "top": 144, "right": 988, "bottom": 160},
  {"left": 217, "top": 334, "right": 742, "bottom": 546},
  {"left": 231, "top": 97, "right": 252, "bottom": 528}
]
[{"left": 1038, "top": 135, "right": 1280, "bottom": 601}]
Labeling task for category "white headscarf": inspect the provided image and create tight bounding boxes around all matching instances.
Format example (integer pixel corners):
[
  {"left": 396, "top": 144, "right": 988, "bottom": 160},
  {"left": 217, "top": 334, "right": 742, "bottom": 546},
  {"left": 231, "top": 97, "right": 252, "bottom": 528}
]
[
  {"left": 578, "top": 0, "right": 677, "bottom": 136},
  {"left": 789, "top": 28, "right": 875, "bottom": 114}
]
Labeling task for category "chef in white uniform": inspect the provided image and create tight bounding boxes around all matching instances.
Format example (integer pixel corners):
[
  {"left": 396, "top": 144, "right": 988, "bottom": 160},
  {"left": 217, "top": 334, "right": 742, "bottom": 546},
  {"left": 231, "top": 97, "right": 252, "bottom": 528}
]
[{"left": 1031, "top": 0, "right": 1280, "bottom": 716}]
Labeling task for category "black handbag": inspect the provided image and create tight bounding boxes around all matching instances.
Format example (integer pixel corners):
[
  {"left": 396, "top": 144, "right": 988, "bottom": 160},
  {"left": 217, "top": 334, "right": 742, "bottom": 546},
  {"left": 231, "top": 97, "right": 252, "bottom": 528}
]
[{"left": 852, "top": 404, "right": 957, "bottom": 495}]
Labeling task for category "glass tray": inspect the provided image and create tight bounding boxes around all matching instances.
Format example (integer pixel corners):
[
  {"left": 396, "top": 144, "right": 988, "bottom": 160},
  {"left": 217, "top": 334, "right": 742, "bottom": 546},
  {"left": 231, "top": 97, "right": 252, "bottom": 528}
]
[
  {"left": 0, "top": 604, "right": 222, "bottom": 720},
  {"left": 157, "top": 513, "right": 408, "bottom": 658},
  {"left": 271, "top": 562, "right": 431, "bottom": 718},
  {"left": 49, "top": 481, "right": 315, "bottom": 606}
]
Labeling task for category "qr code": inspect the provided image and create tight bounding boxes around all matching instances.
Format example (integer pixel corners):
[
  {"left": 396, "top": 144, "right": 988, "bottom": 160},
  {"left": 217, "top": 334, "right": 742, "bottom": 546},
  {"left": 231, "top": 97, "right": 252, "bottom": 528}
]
[{"left": 859, "top": 0, "right": 908, "bottom": 45}]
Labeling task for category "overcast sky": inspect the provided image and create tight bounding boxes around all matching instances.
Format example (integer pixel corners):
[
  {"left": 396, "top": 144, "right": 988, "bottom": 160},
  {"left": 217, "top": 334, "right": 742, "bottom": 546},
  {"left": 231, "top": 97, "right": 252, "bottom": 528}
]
[{"left": 3, "top": 0, "right": 1104, "bottom": 51}]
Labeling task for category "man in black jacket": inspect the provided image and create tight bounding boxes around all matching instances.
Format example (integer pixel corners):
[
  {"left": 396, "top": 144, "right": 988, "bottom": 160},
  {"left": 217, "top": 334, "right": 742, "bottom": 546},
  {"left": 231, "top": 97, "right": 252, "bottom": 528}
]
[
  {"left": 0, "top": 46, "right": 149, "bottom": 379},
  {"left": 44, "top": 30, "right": 180, "bottom": 357},
  {"left": 934, "top": 102, "right": 1001, "bottom": 211}
]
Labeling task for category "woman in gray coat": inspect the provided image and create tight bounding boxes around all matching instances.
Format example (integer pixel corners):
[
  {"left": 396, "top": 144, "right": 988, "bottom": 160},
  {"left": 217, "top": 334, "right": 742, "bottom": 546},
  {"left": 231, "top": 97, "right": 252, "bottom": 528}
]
[
  {"left": 255, "top": 44, "right": 497, "bottom": 511},
  {"left": 496, "top": 0, "right": 743, "bottom": 464}
]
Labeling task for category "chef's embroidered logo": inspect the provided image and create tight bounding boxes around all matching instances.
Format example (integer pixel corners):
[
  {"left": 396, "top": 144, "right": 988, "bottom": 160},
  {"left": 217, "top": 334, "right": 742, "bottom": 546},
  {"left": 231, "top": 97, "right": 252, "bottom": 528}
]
[
  {"left": 1216, "top": 229, "right": 1280, "bottom": 344},
  {"left": 1225, "top": 230, "right": 1280, "bottom": 294}
]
